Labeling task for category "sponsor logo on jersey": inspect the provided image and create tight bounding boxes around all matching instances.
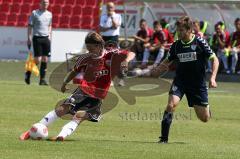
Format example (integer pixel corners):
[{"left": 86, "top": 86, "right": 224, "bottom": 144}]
[
  {"left": 172, "top": 85, "right": 178, "bottom": 92},
  {"left": 191, "top": 44, "right": 197, "bottom": 50},
  {"left": 94, "top": 69, "right": 109, "bottom": 77},
  {"left": 177, "top": 52, "right": 197, "bottom": 62}
]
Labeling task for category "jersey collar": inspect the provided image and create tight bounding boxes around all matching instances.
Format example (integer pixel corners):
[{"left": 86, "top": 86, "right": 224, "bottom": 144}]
[
  {"left": 92, "top": 50, "right": 106, "bottom": 59},
  {"left": 181, "top": 34, "right": 195, "bottom": 45}
]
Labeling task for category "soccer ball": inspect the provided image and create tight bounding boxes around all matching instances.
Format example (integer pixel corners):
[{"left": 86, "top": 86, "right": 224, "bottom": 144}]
[{"left": 29, "top": 123, "right": 48, "bottom": 140}]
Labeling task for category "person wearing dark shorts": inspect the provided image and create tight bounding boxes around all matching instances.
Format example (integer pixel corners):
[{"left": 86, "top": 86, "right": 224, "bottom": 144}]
[
  {"left": 20, "top": 32, "right": 135, "bottom": 141},
  {"left": 63, "top": 88, "right": 102, "bottom": 122},
  {"left": 25, "top": 0, "right": 52, "bottom": 85},
  {"left": 151, "top": 16, "right": 219, "bottom": 143}
]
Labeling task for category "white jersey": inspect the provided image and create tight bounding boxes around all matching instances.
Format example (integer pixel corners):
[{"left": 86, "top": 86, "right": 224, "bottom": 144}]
[
  {"left": 29, "top": 9, "right": 52, "bottom": 37},
  {"left": 100, "top": 13, "right": 122, "bottom": 36}
]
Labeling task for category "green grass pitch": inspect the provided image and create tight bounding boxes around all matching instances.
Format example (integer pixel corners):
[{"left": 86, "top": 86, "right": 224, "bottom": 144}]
[{"left": 0, "top": 61, "right": 240, "bottom": 159}]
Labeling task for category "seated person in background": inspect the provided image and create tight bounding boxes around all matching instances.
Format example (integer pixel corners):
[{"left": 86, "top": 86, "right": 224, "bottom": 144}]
[
  {"left": 230, "top": 18, "right": 240, "bottom": 74},
  {"left": 199, "top": 20, "right": 211, "bottom": 40},
  {"left": 193, "top": 20, "right": 204, "bottom": 38},
  {"left": 211, "top": 22, "right": 230, "bottom": 74},
  {"left": 141, "top": 21, "right": 167, "bottom": 68},
  {"left": 131, "top": 19, "right": 153, "bottom": 66},
  {"left": 160, "top": 18, "right": 174, "bottom": 49},
  {"left": 193, "top": 20, "right": 212, "bottom": 72}
]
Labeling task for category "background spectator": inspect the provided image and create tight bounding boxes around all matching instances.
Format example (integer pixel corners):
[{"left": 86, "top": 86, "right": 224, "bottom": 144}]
[
  {"left": 25, "top": 0, "right": 52, "bottom": 85},
  {"left": 211, "top": 22, "right": 230, "bottom": 74},
  {"left": 131, "top": 19, "right": 153, "bottom": 66},
  {"left": 193, "top": 20, "right": 204, "bottom": 38},
  {"left": 230, "top": 18, "right": 240, "bottom": 74},
  {"left": 141, "top": 21, "right": 166, "bottom": 68},
  {"left": 99, "top": 2, "right": 121, "bottom": 44}
]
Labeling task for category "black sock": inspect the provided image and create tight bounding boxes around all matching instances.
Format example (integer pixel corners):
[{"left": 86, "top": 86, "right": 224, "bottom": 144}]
[
  {"left": 25, "top": 71, "right": 31, "bottom": 79},
  {"left": 160, "top": 111, "right": 173, "bottom": 141},
  {"left": 40, "top": 62, "right": 47, "bottom": 80}
]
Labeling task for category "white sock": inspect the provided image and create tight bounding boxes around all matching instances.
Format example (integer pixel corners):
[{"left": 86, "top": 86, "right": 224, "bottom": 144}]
[
  {"left": 39, "top": 110, "right": 58, "bottom": 127},
  {"left": 57, "top": 120, "right": 79, "bottom": 138}
]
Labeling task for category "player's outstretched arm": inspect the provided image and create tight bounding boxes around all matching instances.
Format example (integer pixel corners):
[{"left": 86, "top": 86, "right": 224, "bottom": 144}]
[
  {"left": 120, "top": 51, "right": 135, "bottom": 72},
  {"left": 209, "top": 54, "right": 219, "bottom": 88},
  {"left": 61, "top": 70, "right": 78, "bottom": 93},
  {"left": 125, "top": 51, "right": 135, "bottom": 62},
  {"left": 151, "top": 59, "right": 172, "bottom": 77},
  {"left": 133, "top": 35, "right": 146, "bottom": 43}
]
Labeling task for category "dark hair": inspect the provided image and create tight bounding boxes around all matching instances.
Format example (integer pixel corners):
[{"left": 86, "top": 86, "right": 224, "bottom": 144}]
[
  {"left": 160, "top": 18, "right": 167, "bottom": 28},
  {"left": 217, "top": 21, "right": 224, "bottom": 26},
  {"left": 139, "top": 19, "right": 146, "bottom": 24},
  {"left": 176, "top": 16, "right": 193, "bottom": 30},
  {"left": 235, "top": 18, "right": 240, "bottom": 25},
  {"left": 153, "top": 20, "right": 161, "bottom": 27},
  {"left": 199, "top": 21, "right": 204, "bottom": 29},
  {"left": 85, "top": 32, "right": 105, "bottom": 46},
  {"left": 214, "top": 22, "right": 222, "bottom": 29}
]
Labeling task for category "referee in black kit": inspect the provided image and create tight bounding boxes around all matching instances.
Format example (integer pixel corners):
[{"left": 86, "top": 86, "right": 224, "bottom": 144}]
[{"left": 25, "top": 0, "right": 52, "bottom": 85}]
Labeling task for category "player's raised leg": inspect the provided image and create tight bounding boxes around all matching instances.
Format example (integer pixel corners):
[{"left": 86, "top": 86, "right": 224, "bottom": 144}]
[
  {"left": 159, "top": 94, "right": 181, "bottom": 143},
  {"left": 50, "top": 95, "right": 102, "bottom": 141},
  {"left": 193, "top": 105, "right": 211, "bottom": 122}
]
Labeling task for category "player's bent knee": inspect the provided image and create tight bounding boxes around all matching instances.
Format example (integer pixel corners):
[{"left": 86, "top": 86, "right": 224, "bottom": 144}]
[
  {"left": 72, "top": 111, "right": 88, "bottom": 122},
  {"left": 166, "top": 103, "right": 176, "bottom": 112},
  {"left": 199, "top": 114, "right": 210, "bottom": 123},
  {"left": 41, "top": 57, "right": 48, "bottom": 62},
  {"left": 55, "top": 104, "right": 70, "bottom": 117}
]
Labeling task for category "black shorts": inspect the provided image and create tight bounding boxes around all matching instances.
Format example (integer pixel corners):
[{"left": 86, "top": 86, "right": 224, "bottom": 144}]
[
  {"left": 169, "top": 82, "right": 209, "bottom": 107},
  {"left": 63, "top": 88, "right": 102, "bottom": 122},
  {"left": 33, "top": 36, "right": 51, "bottom": 57}
]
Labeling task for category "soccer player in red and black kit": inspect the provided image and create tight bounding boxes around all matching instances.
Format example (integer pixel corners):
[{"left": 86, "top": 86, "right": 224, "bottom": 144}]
[
  {"left": 142, "top": 21, "right": 167, "bottom": 67},
  {"left": 151, "top": 16, "right": 219, "bottom": 143},
  {"left": 20, "top": 32, "right": 135, "bottom": 141},
  {"left": 131, "top": 19, "right": 153, "bottom": 65},
  {"left": 231, "top": 18, "right": 240, "bottom": 74}
]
